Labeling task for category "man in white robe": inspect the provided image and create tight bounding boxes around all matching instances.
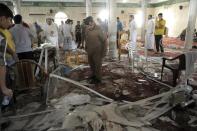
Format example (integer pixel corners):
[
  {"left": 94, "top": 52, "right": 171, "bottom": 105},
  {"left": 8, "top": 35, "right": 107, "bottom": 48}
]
[
  {"left": 43, "top": 17, "right": 59, "bottom": 48},
  {"left": 43, "top": 17, "right": 59, "bottom": 62},
  {"left": 129, "top": 15, "right": 137, "bottom": 50},
  {"left": 145, "top": 15, "right": 155, "bottom": 51}
]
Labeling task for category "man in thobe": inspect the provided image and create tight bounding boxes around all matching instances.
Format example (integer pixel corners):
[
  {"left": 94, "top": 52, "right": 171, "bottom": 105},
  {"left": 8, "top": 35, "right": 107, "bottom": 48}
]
[
  {"left": 62, "top": 19, "right": 73, "bottom": 51},
  {"left": 43, "top": 17, "right": 59, "bottom": 48},
  {"left": 145, "top": 15, "right": 155, "bottom": 51},
  {"left": 43, "top": 17, "right": 59, "bottom": 61},
  {"left": 129, "top": 15, "right": 137, "bottom": 50},
  {"left": 84, "top": 16, "right": 107, "bottom": 84}
]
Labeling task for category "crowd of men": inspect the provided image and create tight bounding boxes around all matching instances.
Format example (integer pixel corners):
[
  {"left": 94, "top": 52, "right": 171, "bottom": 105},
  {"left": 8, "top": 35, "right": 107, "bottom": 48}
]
[
  {"left": 117, "top": 13, "right": 166, "bottom": 54},
  {"left": 0, "top": 3, "right": 108, "bottom": 109}
]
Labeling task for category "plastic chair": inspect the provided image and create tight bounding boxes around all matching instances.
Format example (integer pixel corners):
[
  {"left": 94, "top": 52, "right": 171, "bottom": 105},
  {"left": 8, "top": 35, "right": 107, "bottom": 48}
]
[{"left": 161, "top": 54, "right": 186, "bottom": 86}]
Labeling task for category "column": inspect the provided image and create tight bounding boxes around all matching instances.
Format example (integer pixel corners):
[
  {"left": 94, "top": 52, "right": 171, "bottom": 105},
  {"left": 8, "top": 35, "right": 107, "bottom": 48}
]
[
  {"left": 184, "top": 0, "right": 197, "bottom": 50},
  {"left": 13, "top": 0, "right": 21, "bottom": 15},
  {"left": 141, "top": 0, "right": 147, "bottom": 43},
  {"left": 107, "top": 0, "right": 117, "bottom": 59},
  {"left": 142, "top": 0, "right": 148, "bottom": 68},
  {"left": 86, "top": 0, "right": 92, "bottom": 17}
]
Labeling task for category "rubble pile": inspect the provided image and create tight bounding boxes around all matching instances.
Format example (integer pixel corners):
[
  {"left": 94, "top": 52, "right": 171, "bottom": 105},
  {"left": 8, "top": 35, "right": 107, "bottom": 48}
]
[{"left": 2, "top": 62, "right": 197, "bottom": 131}]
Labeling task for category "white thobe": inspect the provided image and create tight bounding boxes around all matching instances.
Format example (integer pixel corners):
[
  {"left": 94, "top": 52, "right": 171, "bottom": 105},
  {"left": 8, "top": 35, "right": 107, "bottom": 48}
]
[
  {"left": 145, "top": 19, "right": 155, "bottom": 49},
  {"left": 43, "top": 23, "right": 59, "bottom": 62},
  {"left": 129, "top": 20, "right": 137, "bottom": 50},
  {"left": 43, "top": 23, "right": 59, "bottom": 48}
]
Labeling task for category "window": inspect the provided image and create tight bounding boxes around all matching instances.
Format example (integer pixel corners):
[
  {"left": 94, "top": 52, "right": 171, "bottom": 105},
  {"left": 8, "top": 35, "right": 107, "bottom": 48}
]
[{"left": 54, "top": 12, "right": 68, "bottom": 26}]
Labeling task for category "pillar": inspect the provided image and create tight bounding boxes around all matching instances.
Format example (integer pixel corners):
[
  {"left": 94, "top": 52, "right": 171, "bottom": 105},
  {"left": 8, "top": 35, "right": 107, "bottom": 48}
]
[
  {"left": 184, "top": 0, "right": 197, "bottom": 50},
  {"left": 107, "top": 0, "right": 117, "bottom": 59},
  {"left": 86, "top": 0, "right": 92, "bottom": 17},
  {"left": 141, "top": 0, "right": 147, "bottom": 42},
  {"left": 13, "top": 0, "right": 21, "bottom": 15}
]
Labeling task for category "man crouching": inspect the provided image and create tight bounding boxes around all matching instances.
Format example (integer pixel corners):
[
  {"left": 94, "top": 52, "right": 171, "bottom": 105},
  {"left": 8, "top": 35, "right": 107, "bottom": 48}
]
[{"left": 84, "top": 16, "right": 107, "bottom": 84}]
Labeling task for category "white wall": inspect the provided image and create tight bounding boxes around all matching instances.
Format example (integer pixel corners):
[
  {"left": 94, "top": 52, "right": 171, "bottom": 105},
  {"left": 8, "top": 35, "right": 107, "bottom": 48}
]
[
  {"left": 20, "top": 6, "right": 154, "bottom": 36},
  {"left": 21, "top": 6, "right": 105, "bottom": 25},
  {"left": 154, "top": 2, "right": 197, "bottom": 37},
  {"left": 19, "top": 1, "right": 197, "bottom": 37}
]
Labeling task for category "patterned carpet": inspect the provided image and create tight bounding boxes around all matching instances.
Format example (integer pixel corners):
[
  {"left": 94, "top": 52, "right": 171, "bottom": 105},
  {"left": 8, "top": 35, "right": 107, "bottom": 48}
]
[{"left": 163, "top": 37, "right": 197, "bottom": 49}]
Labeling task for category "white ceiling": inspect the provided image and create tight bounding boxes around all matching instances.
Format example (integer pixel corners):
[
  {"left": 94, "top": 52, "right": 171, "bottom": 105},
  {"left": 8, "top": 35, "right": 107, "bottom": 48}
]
[{"left": 21, "top": 0, "right": 169, "bottom": 3}]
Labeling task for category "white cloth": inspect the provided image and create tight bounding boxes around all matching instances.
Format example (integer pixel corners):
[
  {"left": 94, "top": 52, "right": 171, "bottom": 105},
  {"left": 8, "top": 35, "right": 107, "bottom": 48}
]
[
  {"left": 145, "top": 19, "right": 155, "bottom": 49},
  {"left": 129, "top": 20, "right": 137, "bottom": 50},
  {"left": 185, "top": 51, "right": 197, "bottom": 78},
  {"left": 43, "top": 23, "right": 59, "bottom": 47},
  {"left": 62, "top": 23, "right": 73, "bottom": 38},
  {"left": 10, "top": 24, "right": 35, "bottom": 53},
  {"left": 62, "top": 23, "right": 73, "bottom": 50}
]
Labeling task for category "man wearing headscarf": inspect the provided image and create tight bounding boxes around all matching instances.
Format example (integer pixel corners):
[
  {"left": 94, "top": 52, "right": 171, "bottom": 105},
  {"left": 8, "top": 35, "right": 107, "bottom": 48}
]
[{"left": 43, "top": 16, "right": 59, "bottom": 47}]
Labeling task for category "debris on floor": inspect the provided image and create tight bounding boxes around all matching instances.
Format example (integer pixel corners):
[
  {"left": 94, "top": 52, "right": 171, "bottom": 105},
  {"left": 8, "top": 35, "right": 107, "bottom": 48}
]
[{"left": 2, "top": 61, "right": 197, "bottom": 131}]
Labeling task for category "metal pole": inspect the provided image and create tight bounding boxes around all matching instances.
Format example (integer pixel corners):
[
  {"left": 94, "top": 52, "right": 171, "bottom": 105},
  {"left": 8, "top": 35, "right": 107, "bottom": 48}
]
[{"left": 184, "top": 0, "right": 197, "bottom": 50}]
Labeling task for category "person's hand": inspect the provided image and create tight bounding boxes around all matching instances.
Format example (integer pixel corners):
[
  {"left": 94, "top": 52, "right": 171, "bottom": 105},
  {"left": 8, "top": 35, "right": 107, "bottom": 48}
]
[{"left": 1, "top": 87, "right": 13, "bottom": 97}]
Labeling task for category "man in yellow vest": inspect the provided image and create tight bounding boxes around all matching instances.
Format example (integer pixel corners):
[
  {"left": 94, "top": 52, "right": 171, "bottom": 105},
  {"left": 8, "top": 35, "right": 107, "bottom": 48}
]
[
  {"left": 154, "top": 13, "right": 166, "bottom": 53},
  {"left": 0, "top": 3, "right": 14, "bottom": 100}
]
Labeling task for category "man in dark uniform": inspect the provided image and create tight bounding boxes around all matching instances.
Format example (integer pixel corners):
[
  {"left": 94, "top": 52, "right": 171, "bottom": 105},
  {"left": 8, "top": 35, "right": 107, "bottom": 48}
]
[
  {"left": 84, "top": 16, "right": 107, "bottom": 84},
  {"left": 81, "top": 19, "right": 86, "bottom": 49},
  {"left": 75, "top": 21, "right": 82, "bottom": 48}
]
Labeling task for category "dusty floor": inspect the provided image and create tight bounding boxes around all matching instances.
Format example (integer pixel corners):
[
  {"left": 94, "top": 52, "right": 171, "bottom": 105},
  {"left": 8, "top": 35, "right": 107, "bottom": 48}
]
[
  {"left": 66, "top": 62, "right": 171, "bottom": 102},
  {"left": 1, "top": 48, "right": 197, "bottom": 131}
]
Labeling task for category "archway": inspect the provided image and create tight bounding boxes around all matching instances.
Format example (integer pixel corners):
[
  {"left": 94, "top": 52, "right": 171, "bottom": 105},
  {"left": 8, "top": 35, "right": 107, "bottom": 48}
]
[{"left": 54, "top": 11, "right": 68, "bottom": 26}]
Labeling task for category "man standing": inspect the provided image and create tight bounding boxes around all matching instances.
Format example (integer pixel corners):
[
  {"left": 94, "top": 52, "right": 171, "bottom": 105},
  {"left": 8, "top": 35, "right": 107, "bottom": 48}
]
[
  {"left": 81, "top": 19, "right": 86, "bottom": 49},
  {"left": 154, "top": 13, "right": 166, "bottom": 54},
  {"left": 84, "top": 16, "right": 107, "bottom": 84},
  {"left": 129, "top": 15, "right": 137, "bottom": 50},
  {"left": 0, "top": 3, "right": 13, "bottom": 101},
  {"left": 117, "top": 17, "right": 123, "bottom": 48},
  {"left": 62, "top": 19, "right": 73, "bottom": 50},
  {"left": 10, "top": 14, "right": 36, "bottom": 60},
  {"left": 75, "top": 21, "right": 82, "bottom": 48},
  {"left": 146, "top": 15, "right": 155, "bottom": 51},
  {"left": 43, "top": 17, "right": 59, "bottom": 47}
]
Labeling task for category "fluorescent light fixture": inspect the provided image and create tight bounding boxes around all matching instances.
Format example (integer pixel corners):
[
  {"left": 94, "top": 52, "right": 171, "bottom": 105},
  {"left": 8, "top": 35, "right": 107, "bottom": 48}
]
[{"left": 123, "top": 0, "right": 127, "bottom": 3}]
